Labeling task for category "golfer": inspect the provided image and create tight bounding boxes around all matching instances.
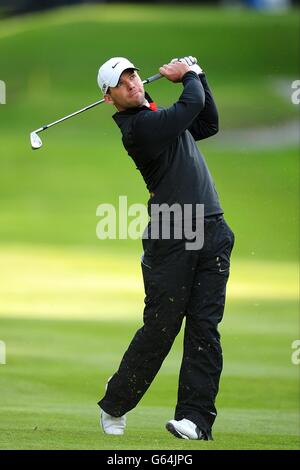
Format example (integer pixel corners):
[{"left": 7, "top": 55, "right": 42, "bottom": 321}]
[{"left": 97, "top": 56, "right": 235, "bottom": 440}]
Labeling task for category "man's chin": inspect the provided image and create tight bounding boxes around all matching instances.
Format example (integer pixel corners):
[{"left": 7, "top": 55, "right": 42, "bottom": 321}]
[{"left": 128, "top": 93, "right": 145, "bottom": 108}]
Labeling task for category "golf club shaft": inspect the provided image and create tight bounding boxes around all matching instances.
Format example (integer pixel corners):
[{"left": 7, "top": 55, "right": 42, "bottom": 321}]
[
  {"left": 33, "top": 73, "right": 163, "bottom": 135},
  {"left": 143, "top": 73, "right": 162, "bottom": 84}
]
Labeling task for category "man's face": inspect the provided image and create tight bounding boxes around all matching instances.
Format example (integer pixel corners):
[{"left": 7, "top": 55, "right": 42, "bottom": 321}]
[{"left": 104, "top": 69, "right": 146, "bottom": 111}]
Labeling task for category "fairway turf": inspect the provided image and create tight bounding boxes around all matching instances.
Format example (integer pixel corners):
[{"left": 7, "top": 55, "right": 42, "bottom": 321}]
[
  {"left": 0, "top": 300, "right": 299, "bottom": 450},
  {"left": 0, "top": 249, "right": 299, "bottom": 450}
]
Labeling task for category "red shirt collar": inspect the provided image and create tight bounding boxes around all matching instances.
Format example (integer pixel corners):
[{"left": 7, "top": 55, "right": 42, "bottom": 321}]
[{"left": 149, "top": 101, "right": 158, "bottom": 112}]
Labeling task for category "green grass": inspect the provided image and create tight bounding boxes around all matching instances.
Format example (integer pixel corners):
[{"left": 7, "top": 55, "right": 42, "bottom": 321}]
[
  {"left": 0, "top": 141, "right": 298, "bottom": 260},
  {"left": 0, "top": 298, "right": 298, "bottom": 450},
  {"left": 0, "top": 5, "right": 299, "bottom": 258},
  {"left": 1, "top": 5, "right": 299, "bottom": 129},
  {"left": 0, "top": 244, "right": 298, "bottom": 319},
  {"left": 0, "top": 246, "right": 299, "bottom": 449},
  {"left": 0, "top": 5, "right": 299, "bottom": 260}
]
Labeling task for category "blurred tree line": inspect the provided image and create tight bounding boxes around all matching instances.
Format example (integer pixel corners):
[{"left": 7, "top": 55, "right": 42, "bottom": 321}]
[
  {"left": 0, "top": 0, "right": 298, "bottom": 16},
  {"left": 0, "top": 1, "right": 222, "bottom": 17}
]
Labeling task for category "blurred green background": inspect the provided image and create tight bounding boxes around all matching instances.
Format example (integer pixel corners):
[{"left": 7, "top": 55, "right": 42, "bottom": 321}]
[{"left": 0, "top": 3, "right": 299, "bottom": 450}]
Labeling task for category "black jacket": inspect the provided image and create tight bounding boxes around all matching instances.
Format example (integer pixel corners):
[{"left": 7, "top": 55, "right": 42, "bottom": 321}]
[{"left": 113, "top": 71, "right": 223, "bottom": 217}]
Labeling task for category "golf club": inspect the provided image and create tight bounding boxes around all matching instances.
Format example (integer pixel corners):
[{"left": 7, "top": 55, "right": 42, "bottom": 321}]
[
  {"left": 30, "top": 57, "right": 197, "bottom": 150},
  {"left": 30, "top": 72, "right": 162, "bottom": 150}
]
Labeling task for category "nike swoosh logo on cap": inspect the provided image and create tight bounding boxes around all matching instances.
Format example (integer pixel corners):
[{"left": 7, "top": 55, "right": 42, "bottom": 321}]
[{"left": 112, "top": 62, "right": 120, "bottom": 69}]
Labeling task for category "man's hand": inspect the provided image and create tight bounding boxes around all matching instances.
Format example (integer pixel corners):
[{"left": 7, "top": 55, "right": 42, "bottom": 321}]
[
  {"left": 159, "top": 62, "right": 190, "bottom": 83},
  {"left": 171, "top": 56, "right": 203, "bottom": 75}
]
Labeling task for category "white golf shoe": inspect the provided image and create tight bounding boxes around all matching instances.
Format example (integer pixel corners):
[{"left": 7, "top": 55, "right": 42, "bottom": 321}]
[
  {"left": 166, "top": 418, "right": 204, "bottom": 440},
  {"left": 100, "top": 376, "right": 126, "bottom": 435},
  {"left": 100, "top": 408, "right": 126, "bottom": 435}
]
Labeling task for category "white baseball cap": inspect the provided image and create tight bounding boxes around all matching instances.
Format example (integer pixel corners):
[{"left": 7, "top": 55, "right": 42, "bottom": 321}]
[{"left": 97, "top": 57, "right": 139, "bottom": 94}]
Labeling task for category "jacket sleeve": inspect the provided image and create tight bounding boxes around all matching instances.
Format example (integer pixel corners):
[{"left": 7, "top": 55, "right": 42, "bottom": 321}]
[
  {"left": 132, "top": 71, "right": 205, "bottom": 158},
  {"left": 187, "top": 74, "right": 219, "bottom": 141}
]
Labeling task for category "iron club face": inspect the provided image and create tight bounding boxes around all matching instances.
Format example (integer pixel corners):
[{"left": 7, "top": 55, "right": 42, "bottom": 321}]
[{"left": 30, "top": 132, "right": 43, "bottom": 150}]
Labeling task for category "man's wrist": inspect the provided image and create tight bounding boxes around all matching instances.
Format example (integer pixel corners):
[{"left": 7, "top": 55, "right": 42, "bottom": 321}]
[{"left": 182, "top": 70, "right": 201, "bottom": 83}]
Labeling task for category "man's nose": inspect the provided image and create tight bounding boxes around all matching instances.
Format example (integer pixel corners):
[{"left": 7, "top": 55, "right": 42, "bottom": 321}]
[{"left": 127, "top": 80, "right": 134, "bottom": 90}]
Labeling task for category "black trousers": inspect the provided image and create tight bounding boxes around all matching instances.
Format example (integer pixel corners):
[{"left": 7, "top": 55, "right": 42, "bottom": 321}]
[{"left": 98, "top": 215, "right": 235, "bottom": 439}]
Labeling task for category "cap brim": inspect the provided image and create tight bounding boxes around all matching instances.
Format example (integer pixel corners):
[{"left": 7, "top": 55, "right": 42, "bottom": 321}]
[{"left": 109, "top": 65, "right": 139, "bottom": 88}]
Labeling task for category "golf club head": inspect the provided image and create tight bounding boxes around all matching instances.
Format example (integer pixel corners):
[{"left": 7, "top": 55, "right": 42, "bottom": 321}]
[{"left": 30, "top": 132, "right": 42, "bottom": 150}]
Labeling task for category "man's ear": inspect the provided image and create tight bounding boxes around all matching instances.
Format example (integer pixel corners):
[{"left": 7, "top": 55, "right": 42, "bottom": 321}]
[{"left": 104, "top": 93, "right": 114, "bottom": 105}]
